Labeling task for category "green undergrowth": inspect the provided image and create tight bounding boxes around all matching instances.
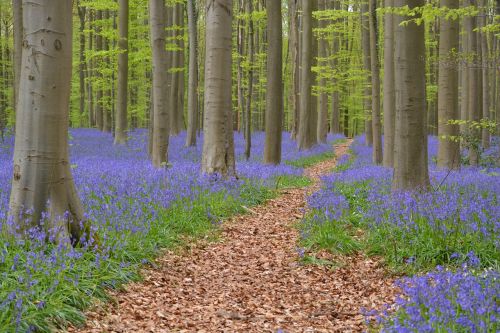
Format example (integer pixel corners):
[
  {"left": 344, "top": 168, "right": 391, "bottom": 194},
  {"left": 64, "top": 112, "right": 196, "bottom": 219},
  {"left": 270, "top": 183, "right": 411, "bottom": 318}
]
[
  {"left": 0, "top": 167, "right": 322, "bottom": 333},
  {"left": 285, "top": 151, "right": 335, "bottom": 168}
]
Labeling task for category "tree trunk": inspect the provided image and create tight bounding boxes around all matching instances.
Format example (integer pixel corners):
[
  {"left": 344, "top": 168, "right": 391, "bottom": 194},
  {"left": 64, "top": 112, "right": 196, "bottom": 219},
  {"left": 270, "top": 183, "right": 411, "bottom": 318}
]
[
  {"left": 437, "top": 0, "right": 460, "bottom": 170},
  {"left": 9, "top": 0, "right": 85, "bottom": 243},
  {"left": 202, "top": 0, "right": 235, "bottom": 177},
  {"left": 77, "top": 2, "right": 86, "bottom": 127},
  {"left": 149, "top": 0, "right": 170, "bottom": 167},
  {"left": 289, "top": 0, "right": 300, "bottom": 139},
  {"left": 361, "top": 2, "right": 373, "bottom": 146},
  {"left": 186, "top": 0, "right": 199, "bottom": 147},
  {"left": 264, "top": 0, "right": 283, "bottom": 165},
  {"left": 12, "top": 0, "right": 22, "bottom": 116},
  {"left": 115, "top": 0, "right": 129, "bottom": 144},
  {"left": 317, "top": 0, "right": 329, "bottom": 143},
  {"left": 103, "top": 10, "right": 112, "bottom": 133},
  {"left": 245, "top": 0, "right": 254, "bottom": 161},
  {"left": 393, "top": 0, "right": 430, "bottom": 190},
  {"left": 87, "top": 10, "right": 94, "bottom": 127},
  {"left": 95, "top": 10, "right": 104, "bottom": 131},
  {"left": 298, "top": 0, "right": 317, "bottom": 150},
  {"left": 329, "top": 0, "right": 341, "bottom": 135},
  {"left": 383, "top": 0, "right": 396, "bottom": 167},
  {"left": 369, "top": 0, "right": 382, "bottom": 164},
  {"left": 465, "top": 0, "right": 480, "bottom": 166},
  {"left": 479, "top": 0, "right": 490, "bottom": 149}
]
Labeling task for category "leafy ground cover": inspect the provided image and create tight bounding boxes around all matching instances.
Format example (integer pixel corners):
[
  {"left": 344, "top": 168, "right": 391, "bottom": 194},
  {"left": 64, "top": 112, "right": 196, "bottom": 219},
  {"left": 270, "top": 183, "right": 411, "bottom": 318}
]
[
  {"left": 299, "top": 135, "right": 500, "bottom": 332},
  {"left": 0, "top": 130, "right": 342, "bottom": 332}
]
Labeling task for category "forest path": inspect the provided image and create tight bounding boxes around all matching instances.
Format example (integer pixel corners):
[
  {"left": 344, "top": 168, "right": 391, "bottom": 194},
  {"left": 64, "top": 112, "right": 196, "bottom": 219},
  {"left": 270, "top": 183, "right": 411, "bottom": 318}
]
[{"left": 74, "top": 140, "right": 396, "bottom": 333}]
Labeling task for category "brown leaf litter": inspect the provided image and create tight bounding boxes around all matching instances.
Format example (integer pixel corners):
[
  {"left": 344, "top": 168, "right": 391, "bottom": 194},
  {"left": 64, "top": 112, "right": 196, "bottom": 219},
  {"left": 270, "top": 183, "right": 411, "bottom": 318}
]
[{"left": 70, "top": 140, "right": 398, "bottom": 333}]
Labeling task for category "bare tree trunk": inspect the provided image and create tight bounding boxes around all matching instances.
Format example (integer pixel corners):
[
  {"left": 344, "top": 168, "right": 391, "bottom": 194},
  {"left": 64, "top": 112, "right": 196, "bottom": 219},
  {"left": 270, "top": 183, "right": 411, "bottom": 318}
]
[
  {"left": 114, "top": 0, "right": 129, "bottom": 144},
  {"left": 169, "top": 3, "right": 185, "bottom": 136},
  {"left": 245, "top": 0, "right": 254, "bottom": 161},
  {"left": 437, "top": 0, "right": 460, "bottom": 170},
  {"left": 87, "top": 10, "right": 95, "bottom": 127},
  {"left": 8, "top": 0, "right": 85, "bottom": 243},
  {"left": 95, "top": 10, "right": 104, "bottom": 131},
  {"left": 329, "top": 0, "right": 341, "bottom": 135},
  {"left": 12, "top": 0, "right": 22, "bottom": 117},
  {"left": 289, "top": 0, "right": 300, "bottom": 139},
  {"left": 361, "top": 2, "right": 373, "bottom": 146},
  {"left": 479, "top": 0, "right": 490, "bottom": 149},
  {"left": 149, "top": 0, "right": 169, "bottom": 167},
  {"left": 465, "top": 0, "right": 480, "bottom": 166},
  {"left": 103, "top": 10, "right": 112, "bottom": 133},
  {"left": 393, "top": 0, "right": 430, "bottom": 190},
  {"left": 369, "top": 0, "right": 382, "bottom": 164},
  {"left": 298, "top": 0, "right": 317, "bottom": 150},
  {"left": 77, "top": 2, "right": 86, "bottom": 127},
  {"left": 264, "top": 0, "right": 283, "bottom": 165},
  {"left": 383, "top": 0, "right": 396, "bottom": 167},
  {"left": 317, "top": 0, "right": 329, "bottom": 143},
  {"left": 186, "top": 0, "right": 198, "bottom": 147},
  {"left": 202, "top": 0, "right": 235, "bottom": 176}
]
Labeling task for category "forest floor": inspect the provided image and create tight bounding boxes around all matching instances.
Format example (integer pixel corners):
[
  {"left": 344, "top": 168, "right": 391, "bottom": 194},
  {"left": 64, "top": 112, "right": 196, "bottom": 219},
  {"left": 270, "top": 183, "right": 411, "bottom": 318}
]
[{"left": 71, "top": 141, "right": 397, "bottom": 333}]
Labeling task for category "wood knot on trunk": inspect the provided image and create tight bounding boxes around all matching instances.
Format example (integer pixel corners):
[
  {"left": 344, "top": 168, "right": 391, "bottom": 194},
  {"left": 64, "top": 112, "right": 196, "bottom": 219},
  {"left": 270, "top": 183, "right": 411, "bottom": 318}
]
[
  {"left": 54, "top": 39, "right": 62, "bottom": 51},
  {"left": 13, "top": 165, "right": 21, "bottom": 181}
]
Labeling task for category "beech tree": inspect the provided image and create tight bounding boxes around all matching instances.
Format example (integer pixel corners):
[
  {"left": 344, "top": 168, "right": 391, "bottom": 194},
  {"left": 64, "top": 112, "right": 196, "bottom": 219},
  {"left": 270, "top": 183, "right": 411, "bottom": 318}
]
[
  {"left": 149, "top": 0, "right": 169, "bottom": 167},
  {"left": 393, "top": 0, "right": 430, "bottom": 190},
  {"left": 8, "top": 0, "right": 85, "bottom": 242},
  {"left": 202, "top": 0, "right": 236, "bottom": 176},
  {"left": 369, "top": 0, "right": 382, "bottom": 164},
  {"left": 383, "top": 0, "right": 396, "bottom": 167},
  {"left": 264, "top": 0, "right": 283, "bottom": 165},
  {"left": 437, "top": 0, "right": 460, "bottom": 170},
  {"left": 114, "top": 0, "right": 129, "bottom": 145},
  {"left": 186, "top": 0, "right": 198, "bottom": 147}
]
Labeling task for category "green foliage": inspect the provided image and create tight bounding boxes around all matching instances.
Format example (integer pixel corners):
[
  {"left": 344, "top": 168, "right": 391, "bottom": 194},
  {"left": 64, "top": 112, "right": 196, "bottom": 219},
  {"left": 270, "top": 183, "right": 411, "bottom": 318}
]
[{"left": 285, "top": 151, "right": 335, "bottom": 168}]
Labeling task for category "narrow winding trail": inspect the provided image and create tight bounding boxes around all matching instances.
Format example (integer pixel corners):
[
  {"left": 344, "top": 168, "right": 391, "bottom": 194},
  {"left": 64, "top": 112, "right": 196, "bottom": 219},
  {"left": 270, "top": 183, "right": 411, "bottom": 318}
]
[{"left": 74, "top": 141, "right": 396, "bottom": 333}]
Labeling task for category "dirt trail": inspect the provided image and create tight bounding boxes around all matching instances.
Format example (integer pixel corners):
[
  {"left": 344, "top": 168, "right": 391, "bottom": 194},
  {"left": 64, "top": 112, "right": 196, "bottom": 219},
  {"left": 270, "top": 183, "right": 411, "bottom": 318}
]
[{"left": 74, "top": 141, "right": 396, "bottom": 333}]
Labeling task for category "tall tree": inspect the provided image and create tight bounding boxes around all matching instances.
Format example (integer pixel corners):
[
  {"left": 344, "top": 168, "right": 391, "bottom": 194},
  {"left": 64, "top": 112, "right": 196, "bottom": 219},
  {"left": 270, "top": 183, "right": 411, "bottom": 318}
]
[
  {"left": 289, "top": 0, "right": 300, "bottom": 139},
  {"left": 115, "top": 0, "right": 129, "bottom": 144},
  {"left": 186, "top": 0, "right": 199, "bottom": 147},
  {"left": 369, "top": 0, "right": 382, "bottom": 164},
  {"left": 149, "top": 0, "right": 169, "bottom": 167},
  {"left": 8, "top": 0, "right": 85, "bottom": 242},
  {"left": 465, "top": 0, "right": 480, "bottom": 166},
  {"left": 95, "top": 10, "right": 104, "bottom": 131},
  {"left": 393, "top": 0, "right": 430, "bottom": 190},
  {"left": 298, "top": 0, "right": 317, "bottom": 150},
  {"left": 361, "top": 2, "right": 373, "bottom": 146},
  {"left": 202, "top": 0, "right": 235, "bottom": 176},
  {"left": 264, "top": 0, "right": 283, "bottom": 165},
  {"left": 77, "top": 1, "right": 86, "bottom": 127},
  {"left": 12, "top": 0, "right": 22, "bottom": 115},
  {"left": 245, "top": 0, "right": 254, "bottom": 160},
  {"left": 169, "top": 2, "right": 185, "bottom": 136},
  {"left": 317, "top": 0, "right": 329, "bottom": 143},
  {"left": 479, "top": 0, "right": 490, "bottom": 149},
  {"left": 437, "top": 0, "right": 460, "bottom": 169},
  {"left": 383, "top": 0, "right": 396, "bottom": 167}
]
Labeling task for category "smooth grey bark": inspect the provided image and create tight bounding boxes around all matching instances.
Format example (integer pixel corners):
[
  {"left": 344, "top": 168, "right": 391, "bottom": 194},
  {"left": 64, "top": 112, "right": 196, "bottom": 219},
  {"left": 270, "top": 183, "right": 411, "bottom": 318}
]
[
  {"left": 202, "top": 0, "right": 235, "bottom": 177},
  {"left": 437, "top": 0, "right": 460, "bottom": 170},
  {"left": 369, "top": 0, "right": 382, "bottom": 164},
  {"left": 317, "top": 0, "right": 329, "bottom": 143},
  {"left": 264, "top": 0, "right": 283, "bottom": 165},
  {"left": 236, "top": 0, "right": 245, "bottom": 132},
  {"left": 149, "top": 0, "right": 169, "bottom": 167},
  {"left": 465, "top": 0, "right": 480, "bottom": 166},
  {"left": 479, "top": 0, "right": 490, "bottom": 149},
  {"left": 361, "top": 2, "right": 373, "bottom": 146},
  {"left": 8, "top": 0, "right": 85, "bottom": 243},
  {"left": 77, "top": 2, "right": 86, "bottom": 127},
  {"left": 95, "top": 10, "right": 104, "bottom": 131},
  {"left": 169, "top": 2, "right": 185, "bottom": 136},
  {"left": 289, "top": 0, "right": 300, "bottom": 139},
  {"left": 12, "top": 0, "right": 22, "bottom": 116},
  {"left": 115, "top": 0, "right": 129, "bottom": 144},
  {"left": 103, "top": 10, "right": 112, "bottom": 133},
  {"left": 383, "top": 0, "right": 396, "bottom": 167},
  {"left": 298, "top": 0, "right": 317, "bottom": 150},
  {"left": 393, "top": 0, "right": 430, "bottom": 190},
  {"left": 186, "top": 0, "right": 198, "bottom": 147},
  {"left": 245, "top": 0, "right": 254, "bottom": 161},
  {"left": 87, "top": 11, "right": 95, "bottom": 127},
  {"left": 329, "top": 0, "right": 341, "bottom": 135}
]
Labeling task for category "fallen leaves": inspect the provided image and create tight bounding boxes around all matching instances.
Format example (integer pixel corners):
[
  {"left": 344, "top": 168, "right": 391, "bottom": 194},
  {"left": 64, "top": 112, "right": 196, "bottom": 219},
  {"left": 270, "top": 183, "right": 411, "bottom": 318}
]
[{"left": 70, "top": 141, "right": 398, "bottom": 333}]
